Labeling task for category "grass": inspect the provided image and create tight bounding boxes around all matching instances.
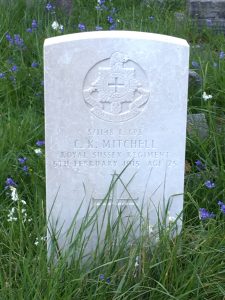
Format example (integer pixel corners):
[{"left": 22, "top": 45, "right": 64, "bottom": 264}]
[{"left": 0, "top": 0, "right": 225, "bottom": 298}]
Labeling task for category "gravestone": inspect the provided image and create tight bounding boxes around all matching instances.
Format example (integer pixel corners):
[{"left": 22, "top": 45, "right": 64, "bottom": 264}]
[
  {"left": 187, "top": 113, "right": 209, "bottom": 139},
  {"left": 44, "top": 31, "right": 189, "bottom": 254},
  {"left": 188, "top": 0, "right": 225, "bottom": 33}
]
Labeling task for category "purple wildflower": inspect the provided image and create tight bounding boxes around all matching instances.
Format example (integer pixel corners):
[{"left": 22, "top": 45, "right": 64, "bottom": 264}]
[
  {"left": 5, "top": 177, "right": 17, "bottom": 187},
  {"left": 192, "top": 61, "right": 200, "bottom": 69},
  {"left": 36, "top": 140, "right": 45, "bottom": 147},
  {"left": 218, "top": 201, "right": 225, "bottom": 214},
  {"left": 95, "top": 25, "right": 103, "bottom": 31},
  {"left": 199, "top": 208, "right": 215, "bottom": 220},
  {"left": 219, "top": 51, "right": 225, "bottom": 59},
  {"left": 31, "top": 62, "right": 38, "bottom": 68},
  {"left": 195, "top": 160, "right": 205, "bottom": 171},
  {"left": 14, "top": 34, "right": 24, "bottom": 47},
  {"left": 204, "top": 180, "right": 215, "bottom": 189},
  {"left": 0, "top": 72, "right": 6, "bottom": 78},
  {"left": 98, "top": 0, "right": 106, "bottom": 4},
  {"left": 22, "top": 166, "right": 29, "bottom": 173},
  {"left": 6, "top": 33, "right": 14, "bottom": 44},
  {"left": 6, "top": 33, "right": 11, "bottom": 41},
  {"left": 106, "top": 277, "right": 110, "bottom": 284},
  {"left": 11, "top": 65, "right": 18, "bottom": 72},
  {"left": 46, "top": 2, "right": 54, "bottom": 11},
  {"left": 26, "top": 28, "right": 33, "bottom": 33},
  {"left": 107, "top": 15, "right": 114, "bottom": 24},
  {"left": 18, "top": 157, "right": 27, "bottom": 164},
  {"left": 78, "top": 23, "right": 86, "bottom": 31},
  {"left": 31, "top": 19, "right": 38, "bottom": 29},
  {"left": 99, "top": 274, "right": 105, "bottom": 280}
]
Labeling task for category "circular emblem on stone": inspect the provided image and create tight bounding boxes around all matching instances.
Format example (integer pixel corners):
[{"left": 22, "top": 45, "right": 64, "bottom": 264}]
[{"left": 83, "top": 52, "right": 150, "bottom": 122}]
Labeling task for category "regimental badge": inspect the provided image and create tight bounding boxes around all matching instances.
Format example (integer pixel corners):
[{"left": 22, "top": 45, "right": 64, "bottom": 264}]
[{"left": 83, "top": 52, "right": 150, "bottom": 122}]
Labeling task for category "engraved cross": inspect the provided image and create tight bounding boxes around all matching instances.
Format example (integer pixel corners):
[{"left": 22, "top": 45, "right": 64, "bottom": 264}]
[{"left": 108, "top": 77, "right": 125, "bottom": 93}]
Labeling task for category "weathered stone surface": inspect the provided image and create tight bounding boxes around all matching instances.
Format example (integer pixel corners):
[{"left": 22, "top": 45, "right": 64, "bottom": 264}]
[
  {"left": 56, "top": 0, "right": 73, "bottom": 14},
  {"left": 44, "top": 31, "right": 189, "bottom": 253},
  {"left": 187, "top": 113, "right": 209, "bottom": 139},
  {"left": 188, "top": 0, "right": 225, "bottom": 32}
]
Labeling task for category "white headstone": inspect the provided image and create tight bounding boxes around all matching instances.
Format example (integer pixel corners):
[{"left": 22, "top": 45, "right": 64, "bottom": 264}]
[{"left": 44, "top": 31, "right": 189, "bottom": 253}]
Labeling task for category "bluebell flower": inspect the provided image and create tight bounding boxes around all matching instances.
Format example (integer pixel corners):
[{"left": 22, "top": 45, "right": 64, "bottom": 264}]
[
  {"left": 5, "top": 177, "right": 17, "bottom": 187},
  {"left": 218, "top": 201, "right": 225, "bottom": 214},
  {"left": 199, "top": 208, "right": 215, "bottom": 220},
  {"left": 99, "top": 274, "right": 105, "bottom": 280},
  {"left": 219, "top": 51, "right": 225, "bottom": 59},
  {"left": 149, "top": 16, "right": 154, "bottom": 21},
  {"left": 6, "top": 33, "right": 13, "bottom": 44},
  {"left": 204, "top": 180, "right": 215, "bottom": 189},
  {"left": 26, "top": 28, "right": 33, "bottom": 33},
  {"left": 97, "top": 0, "right": 106, "bottom": 5},
  {"left": 18, "top": 157, "right": 27, "bottom": 164},
  {"left": 32, "top": 19, "right": 38, "bottom": 29},
  {"left": 22, "top": 165, "right": 29, "bottom": 173},
  {"left": 78, "top": 23, "right": 86, "bottom": 31},
  {"left": 11, "top": 65, "right": 18, "bottom": 72},
  {"left": 36, "top": 140, "right": 45, "bottom": 147},
  {"left": 107, "top": 15, "right": 114, "bottom": 24},
  {"left": 31, "top": 62, "right": 38, "bottom": 68},
  {"left": 46, "top": 2, "right": 54, "bottom": 11},
  {"left": 14, "top": 34, "right": 24, "bottom": 47},
  {"left": 195, "top": 160, "right": 205, "bottom": 171},
  {"left": 106, "top": 277, "right": 110, "bottom": 284},
  {"left": 0, "top": 72, "right": 6, "bottom": 78}
]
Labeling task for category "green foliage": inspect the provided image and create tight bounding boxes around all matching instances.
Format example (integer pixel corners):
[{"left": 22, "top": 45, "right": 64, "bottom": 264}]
[{"left": 0, "top": 0, "right": 225, "bottom": 298}]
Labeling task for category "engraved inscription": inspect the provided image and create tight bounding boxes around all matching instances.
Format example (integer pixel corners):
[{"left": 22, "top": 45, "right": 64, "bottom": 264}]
[
  {"left": 52, "top": 128, "right": 178, "bottom": 170},
  {"left": 83, "top": 52, "right": 150, "bottom": 122}
]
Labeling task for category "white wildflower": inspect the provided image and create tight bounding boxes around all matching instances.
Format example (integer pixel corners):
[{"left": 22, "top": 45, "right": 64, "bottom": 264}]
[
  {"left": 133, "top": 256, "right": 140, "bottom": 278},
  {"left": 21, "top": 199, "right": 26, "bottom": 205},
  {"left": 34, "top": 238, "right": 39, "bottom": 246},
  {"left": 7, "top": 207, "right": 17, "bottom": 222},
  {"left": 9, "top": 186, "right": 18, "bottom": 201},
  {"left": 34, "top": 148, "right": 42, "bottom": 155},
  {"left": 168, "top": 215, "right": 176, "bottom": 224},
  {"left": 52, "top": 20, "right": 60, "bottom": 30},
  {"left": 148, "top": 224, "right": 154, "bottom": 235},
  {"left": 51, "top": 21, "right": 64, "bottom": 32},
  {"left": 59, "top": 24, "right": 64, "bottom": 31},
  {"left": 202, "top": 91, "right": 212, "bottom": 101},
  {"left": 34, "top": 236, "right": 47, "bottom": 246}
]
